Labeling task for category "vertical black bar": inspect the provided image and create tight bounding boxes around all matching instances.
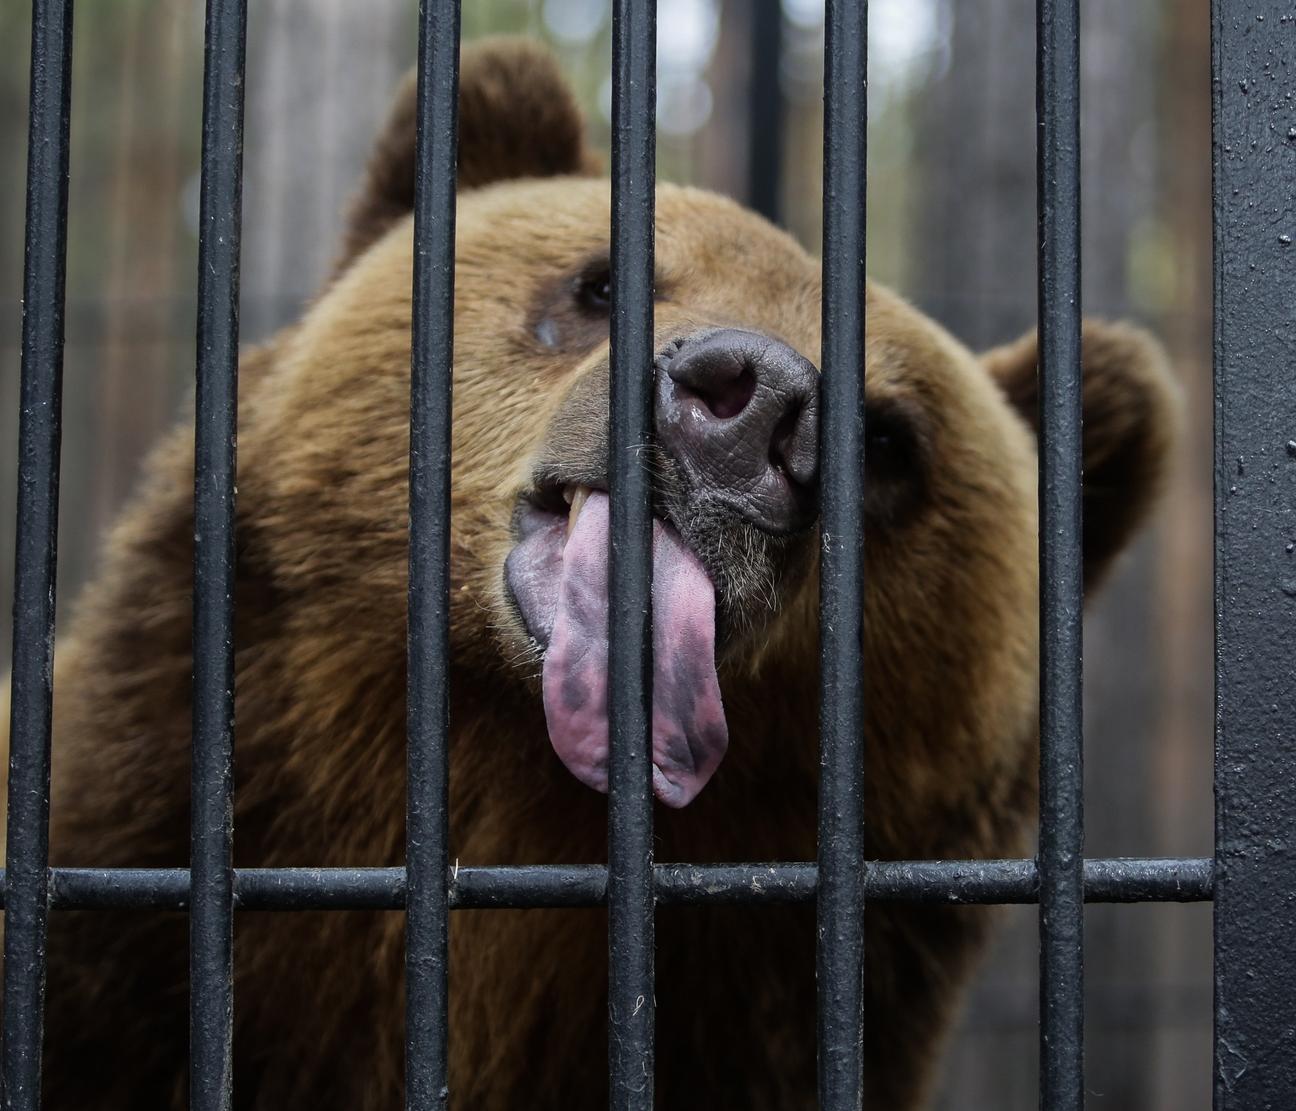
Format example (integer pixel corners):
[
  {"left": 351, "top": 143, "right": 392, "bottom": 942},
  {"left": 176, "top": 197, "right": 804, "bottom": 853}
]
[
  {"left": 405, "top": 2, "right": 460, "bottom": 1107},
  {"left": 747, "top": 0, "right": 784, "bottom": 225},
  {"left": 190, "top": 1, "right": 246, "bottom": 1107},
  {"left": 1212, "top": 3, "right": 1296, "bottom": 1106},
  {"left": 1035, "top": 1, "right": 1084, "bottom": 1108},
  {"left": 2, "top": 2, "right": 74, "bottom": 1107},
  {"left": 608, "top": 0, "right": 656, "bottom": 1107},
  {"left": 816, "top": 1, "right": 867, "bottom": 1107}
]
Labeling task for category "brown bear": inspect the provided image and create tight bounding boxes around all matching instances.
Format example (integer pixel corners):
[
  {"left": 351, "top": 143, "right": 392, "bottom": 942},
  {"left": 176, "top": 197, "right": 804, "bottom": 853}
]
[{"left": 0, "top": 38, "right": 1177, "bottom": 1111}]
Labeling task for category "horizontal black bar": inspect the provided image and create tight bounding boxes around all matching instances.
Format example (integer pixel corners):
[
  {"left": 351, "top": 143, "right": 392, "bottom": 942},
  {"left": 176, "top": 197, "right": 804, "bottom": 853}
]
[
  {"left": 865, "top": 858, "right": 1215, "bottom": 904},
  {"left": 6, "top": 859, "right": 1212, "bottom": 911}
]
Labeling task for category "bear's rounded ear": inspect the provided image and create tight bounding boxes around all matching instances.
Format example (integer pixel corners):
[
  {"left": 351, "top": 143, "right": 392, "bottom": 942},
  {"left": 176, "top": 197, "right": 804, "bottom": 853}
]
[
  {"left": 456, "top": 37, "right": 599, "bottom": 188},
  {"left": 334, "top": 37, "right": 597, "bottom": 277},
  {"left": 982, "top": 320, "right": 1181, "bottom": 592}
]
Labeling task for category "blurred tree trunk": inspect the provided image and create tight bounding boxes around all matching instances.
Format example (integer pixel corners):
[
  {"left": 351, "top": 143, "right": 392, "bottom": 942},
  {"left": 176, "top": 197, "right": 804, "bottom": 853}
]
[
  {"left": 242, "top": 0, "right": 414, "bottom": 341},
  {"left": 90, "top": 0, "right": 195, "bottom": 541},
  {"left": 2, "top": 0, "right": 203, "bottom": 672},
  {"left": 917, "top": 5, "right": 1036, "bottom": 1106},
  {"left": 1, "top": 0, "right": 417, "bottom": 670},
  {"left": 917, "top": 3, "right": 1193, "bottom": 1108},
  {"left": 1074, "top": 5, "right": 1165, "bottom": 1109},
  {"left": 914, "top": 0, "right": 1036, "bottom": 352},
  {"left": 915, "top": 7, "right": 1039, "bottom": 1102},
  {"left": 1150, "top": 0, "right": 1215, "bottom": 1103}
]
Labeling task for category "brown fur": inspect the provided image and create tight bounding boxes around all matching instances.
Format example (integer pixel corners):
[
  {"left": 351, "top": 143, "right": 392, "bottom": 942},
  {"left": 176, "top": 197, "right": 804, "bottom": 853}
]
[{"left": 3, "top": 40, "right": 1178, "bottom": 1109}]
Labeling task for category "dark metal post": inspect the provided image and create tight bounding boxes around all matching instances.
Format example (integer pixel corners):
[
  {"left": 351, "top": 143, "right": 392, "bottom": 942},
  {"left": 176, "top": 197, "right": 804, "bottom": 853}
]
[
  {"left": 406, "top": 1, "right": 461, "bottom": 1107},
  {"left": 2, "top": 2, "right": 74, "bottom": 1107},
  {"left": 747, "top": 0, "right": 784, "bottom": 225},
  {"left": 190, "top": 2, "right": 247, "bottom": 1107},
  {"left": 608, "top": 0, "right": 657, "bottom": 1106},
  {"left": 816, "top": 1, "right": 868, "bottom": 1107},
  {"left": 1035, "top": 1, "right": 1084, "bottom": 1107},
  {"left": 1212, "top": 3, "right": 1296, "bottom": 1106}
]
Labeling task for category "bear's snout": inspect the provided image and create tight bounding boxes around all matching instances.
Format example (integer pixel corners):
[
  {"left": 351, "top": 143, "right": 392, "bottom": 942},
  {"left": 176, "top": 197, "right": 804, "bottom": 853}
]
[{"left": 656, "top": 328, "right": 819, "bottom": 535}]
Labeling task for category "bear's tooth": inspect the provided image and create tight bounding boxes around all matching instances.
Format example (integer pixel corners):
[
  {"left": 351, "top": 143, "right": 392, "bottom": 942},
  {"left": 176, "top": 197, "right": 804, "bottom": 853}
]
[
  {"left": 562, "top": 484, "right": 576, "bottom": 505},
  {"left": 566, "top": 485, "right": 591, "bottom": 538}
]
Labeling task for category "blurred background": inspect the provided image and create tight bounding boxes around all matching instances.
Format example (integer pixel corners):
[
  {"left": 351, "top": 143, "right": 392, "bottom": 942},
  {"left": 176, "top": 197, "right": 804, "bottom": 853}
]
[{"left": 0, "top": 1, "right": 1212, "bottom": 1106}]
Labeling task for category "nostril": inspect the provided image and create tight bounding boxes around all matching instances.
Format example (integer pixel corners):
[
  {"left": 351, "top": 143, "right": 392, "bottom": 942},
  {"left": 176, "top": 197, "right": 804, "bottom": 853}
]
[
  {"left": 665, "top": 337, "right": 758, "bottom": 421},
  {"left": 691, "top": 367, "right": 755, "bottom": 420},
  {"left": 668, "top": 344, "right": 756, "bottom": 417}
]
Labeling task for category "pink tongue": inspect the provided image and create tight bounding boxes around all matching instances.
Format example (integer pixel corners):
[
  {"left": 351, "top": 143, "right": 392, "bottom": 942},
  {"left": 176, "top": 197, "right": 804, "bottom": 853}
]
[{"left": 541, "top": 492, "right": 728, "bottom": 808}]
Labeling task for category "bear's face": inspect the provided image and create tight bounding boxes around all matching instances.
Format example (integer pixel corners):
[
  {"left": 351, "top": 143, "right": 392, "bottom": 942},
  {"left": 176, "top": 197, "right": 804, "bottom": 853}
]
[
  {"left": 461, "top": 179, "right": 1049, "bottom": 808},
  {"left": 249, "top": 41, "right": 1174, "bottom": 817}
]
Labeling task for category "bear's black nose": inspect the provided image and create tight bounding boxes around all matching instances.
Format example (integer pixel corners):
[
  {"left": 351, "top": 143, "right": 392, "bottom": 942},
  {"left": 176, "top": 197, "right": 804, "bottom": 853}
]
[{"left": 656, "top": 328, "right": 819, "bottom": 533}]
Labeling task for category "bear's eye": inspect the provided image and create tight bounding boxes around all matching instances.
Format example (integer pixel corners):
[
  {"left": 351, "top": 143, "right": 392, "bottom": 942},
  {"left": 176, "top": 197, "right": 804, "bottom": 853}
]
[
  {"left": 865, "top": 411, "right": 914, "bottom": 477},
  {"left": 575, "top": 269, "right": 612, "bottom": 313},
  {"left": 864, "top": 400, "right": 929, "bottom": 522},
  {"left": 531, "top": 257, "right": 664, "bottom": 352}
]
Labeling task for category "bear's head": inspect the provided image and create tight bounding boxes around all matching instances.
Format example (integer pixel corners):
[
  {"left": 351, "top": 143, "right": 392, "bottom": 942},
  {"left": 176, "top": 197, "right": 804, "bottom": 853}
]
[{"left": 245, "top": 39, "right": 1176, "bottom": 818}]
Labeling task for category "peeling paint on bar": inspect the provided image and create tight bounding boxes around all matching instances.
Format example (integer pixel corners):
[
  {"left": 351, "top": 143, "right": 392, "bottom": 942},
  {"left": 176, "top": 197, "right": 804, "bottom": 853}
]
[
  {"left": 1, "top": 858, "right": 1215, "bottom": 912},
  {"left": 607, "top": 2, "right": 658, "bottom": 1107},
  {"left": 1035, "top": 1, "right": 1085, "bottom": 1107},
  {"left": 817, "top": 1, "right": 869, "bottom": 1108},
  {"left": 189, "top": 2, "right": 247, "bottom": 1109},
  {"left": 1212, "top": 2, "right": 1296, "bottom": 1106}
]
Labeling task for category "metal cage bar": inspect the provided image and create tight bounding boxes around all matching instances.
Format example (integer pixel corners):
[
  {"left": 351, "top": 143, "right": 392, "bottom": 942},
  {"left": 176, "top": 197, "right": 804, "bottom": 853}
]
[
  {"left": 607, "top": 1, "right": 658, "bottom": 1106},
  {"left": 0, "top": 858, "right": 1214, "bottom": 912},
  {"left": 406, "top": 2, "right": 461, "bottom": 1107},
  {"left": 1211, "top": 2, "right": 1296, "bottom": 1106},
  {"left": 189, "top": 2, "right": 248, "bottom": 1107},
  {"left": 2, "top": 1, "right": 74, "bottom": 1106},
  {"left": 817, "top": 2, "right": 868, "bottom": 1107},
  {"left": 1035, "top": 1, "right": 1085, "bottom": 1107},
  {"left": 9, "top": 4, "right": 1291, "bottom": 1107}
]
